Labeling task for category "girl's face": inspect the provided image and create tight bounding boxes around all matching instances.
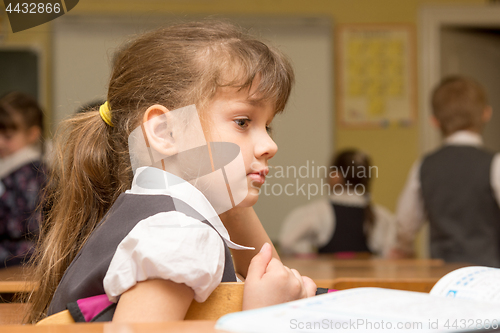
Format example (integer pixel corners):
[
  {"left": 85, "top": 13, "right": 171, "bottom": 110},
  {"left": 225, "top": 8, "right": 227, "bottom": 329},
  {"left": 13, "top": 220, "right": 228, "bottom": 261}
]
[
  {"left": 204, "top": 85, "right": 278, "bottom": 207},
  {"left": 0, "top": 126, "right": 38, "bottom": 158}
]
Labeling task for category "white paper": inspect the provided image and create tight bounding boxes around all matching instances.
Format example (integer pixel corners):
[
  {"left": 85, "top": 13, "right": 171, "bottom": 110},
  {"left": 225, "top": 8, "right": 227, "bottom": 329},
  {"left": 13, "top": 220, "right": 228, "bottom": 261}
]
[
  {"left": 430, "top": 266, "right": 500, "bottom": 303},
  {"left": 216, "top": 287, "right": 500, "bottom": 333}
]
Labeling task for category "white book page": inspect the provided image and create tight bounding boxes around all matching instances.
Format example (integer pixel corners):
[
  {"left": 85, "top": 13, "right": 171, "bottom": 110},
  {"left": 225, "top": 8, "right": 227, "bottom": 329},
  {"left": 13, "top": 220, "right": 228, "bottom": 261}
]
[
  {"left": 216, "top": 287, "right": 500, "bottom": 333},
  {"left": 430, "top": 266, "right": 500, "bottom": 303}
]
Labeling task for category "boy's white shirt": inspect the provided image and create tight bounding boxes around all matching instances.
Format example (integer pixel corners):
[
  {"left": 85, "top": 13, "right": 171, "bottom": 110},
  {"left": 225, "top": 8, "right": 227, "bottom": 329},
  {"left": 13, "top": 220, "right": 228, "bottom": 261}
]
[
  {"left": 279, "top": 192, "right": 397, "bottom": 257},
  {"left": 103, "top": 166, "right": 252, "bottom": 303},
  {"left": 394, "top": 130, "right": 500, "bottom": 254}
]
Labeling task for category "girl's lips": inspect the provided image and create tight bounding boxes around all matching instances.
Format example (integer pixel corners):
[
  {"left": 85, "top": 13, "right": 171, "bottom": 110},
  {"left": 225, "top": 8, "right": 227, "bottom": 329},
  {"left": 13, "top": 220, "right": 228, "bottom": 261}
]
[{"left": 248, "top": 171, "right": 267, "bottom": 184}]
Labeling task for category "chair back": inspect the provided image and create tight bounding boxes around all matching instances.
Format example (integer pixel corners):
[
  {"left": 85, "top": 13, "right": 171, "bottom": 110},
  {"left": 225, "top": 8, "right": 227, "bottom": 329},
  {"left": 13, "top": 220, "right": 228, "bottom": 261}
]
[
  {"left": 36, "top": 308, "right": 74, "bottom": 325},
  {"left": 35, "top": 282, "right": 245, "bottom": 324},
  {"left": 185, "top": 282, "right": 244, "bottom": 320}
]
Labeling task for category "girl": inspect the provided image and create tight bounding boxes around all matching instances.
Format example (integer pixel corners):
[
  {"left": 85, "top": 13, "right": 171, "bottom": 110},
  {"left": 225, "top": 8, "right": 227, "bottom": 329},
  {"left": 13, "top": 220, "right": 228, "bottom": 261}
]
[
  {"left": 279, "top": 149, "right": 396, "bottom": 257},
  {"left": 25, "top": 21, "right": 316, "bottom": 323},
  {"left": 0, "top": 92, "right": 46, "bottom": 267}
]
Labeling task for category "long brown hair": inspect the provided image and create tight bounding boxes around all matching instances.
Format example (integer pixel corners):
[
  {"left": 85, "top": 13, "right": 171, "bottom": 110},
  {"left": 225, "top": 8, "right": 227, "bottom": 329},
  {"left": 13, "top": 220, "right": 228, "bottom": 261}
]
[{"left": 23, "top": 21, "right": 294, "bottom": 323}]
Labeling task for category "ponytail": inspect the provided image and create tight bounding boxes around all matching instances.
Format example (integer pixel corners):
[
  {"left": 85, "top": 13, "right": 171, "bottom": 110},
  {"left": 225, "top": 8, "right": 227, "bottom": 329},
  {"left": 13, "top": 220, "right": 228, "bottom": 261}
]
[{"left": 22, "top": 110, "right": 131, "bottom": 323}]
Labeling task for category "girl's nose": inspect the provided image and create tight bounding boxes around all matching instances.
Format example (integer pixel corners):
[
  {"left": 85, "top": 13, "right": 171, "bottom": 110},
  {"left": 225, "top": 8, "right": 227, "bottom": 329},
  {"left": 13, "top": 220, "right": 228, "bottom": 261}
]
[{"left": 256, "top": 133, "right": 278, "bottom": 160}]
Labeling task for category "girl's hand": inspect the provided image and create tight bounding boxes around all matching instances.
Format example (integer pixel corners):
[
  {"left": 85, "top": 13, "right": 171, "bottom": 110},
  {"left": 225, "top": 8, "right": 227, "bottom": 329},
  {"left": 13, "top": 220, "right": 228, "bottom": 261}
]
[
  {"left": 242, "top": 243, "right": 316, "bottom": 311},
  {"left": 387, "top": 247, "right": 414, "bottom": 259}
]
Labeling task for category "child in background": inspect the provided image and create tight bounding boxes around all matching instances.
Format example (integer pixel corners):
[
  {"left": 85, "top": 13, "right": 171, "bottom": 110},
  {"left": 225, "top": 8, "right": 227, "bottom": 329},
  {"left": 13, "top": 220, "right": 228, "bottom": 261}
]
[
  {"left": 390, "top": 76, "right": 500, "bottom": 266},
  {"left": 279, "top": 149, "right": 396, "bottom": 257},
  {"left": 0, "top": 92, "right": 46, "bottom": 267},
  {"left": 25, "top": 22, "right": 316, "bottom": 324}
]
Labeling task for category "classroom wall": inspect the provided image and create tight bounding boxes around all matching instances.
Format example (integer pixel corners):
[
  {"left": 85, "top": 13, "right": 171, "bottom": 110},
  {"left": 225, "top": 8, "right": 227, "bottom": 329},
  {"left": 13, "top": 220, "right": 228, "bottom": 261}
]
[
  {"left": 0, "top": 0, "right": 488, "bottom": 238},
  {"left": 66, "top": 0, "right": 487, "bottom": 214}
]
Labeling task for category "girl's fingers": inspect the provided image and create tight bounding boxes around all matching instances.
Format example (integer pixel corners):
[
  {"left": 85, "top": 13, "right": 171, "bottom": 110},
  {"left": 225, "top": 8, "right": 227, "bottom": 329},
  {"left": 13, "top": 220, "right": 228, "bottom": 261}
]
[
  {"left": 302, "top": 276, "right": 318, "bottom": 297},
  {"left": 246, "top": 243, "right": 273, "bottom": 281},
  {"left": 290, "top": 268, "right": 301, "bottom": 279},
  {"left": 290, "top": 268, "right": 306, "bottom": 298},
  {"left": 265, "top": 257, "right": 286, "bottom": 273}
]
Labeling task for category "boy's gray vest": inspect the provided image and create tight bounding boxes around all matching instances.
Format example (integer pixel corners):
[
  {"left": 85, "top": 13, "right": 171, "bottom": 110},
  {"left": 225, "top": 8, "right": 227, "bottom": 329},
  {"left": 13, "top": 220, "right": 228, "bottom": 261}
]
[
  {"left": 48, "top": 193, "right": 236, "bottom": 315},
  {"left": 420, "top": 145, "right": 500, "bottom": 267}
]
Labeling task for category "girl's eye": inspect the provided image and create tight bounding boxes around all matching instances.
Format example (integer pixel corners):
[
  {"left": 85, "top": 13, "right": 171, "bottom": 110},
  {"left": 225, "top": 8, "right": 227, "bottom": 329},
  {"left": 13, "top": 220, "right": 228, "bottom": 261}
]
[
  {"left": 266, "top": 125, "right": 273, "bottom": 135},
  {"left": 234, "top": 118, "right": 250, "bottom": 129}
]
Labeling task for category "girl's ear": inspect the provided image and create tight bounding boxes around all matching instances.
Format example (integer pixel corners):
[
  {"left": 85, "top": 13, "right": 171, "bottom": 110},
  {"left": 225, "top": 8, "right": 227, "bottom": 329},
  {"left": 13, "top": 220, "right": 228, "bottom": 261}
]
[
  {"left": 430, "top": 116, "right": 440, "bottom": 129},
  {"left": 142, "top": 104, "right": 178, "bottom": 157},
  {"left": 482, "top": 106, "right": 493, "bottom": 124}
]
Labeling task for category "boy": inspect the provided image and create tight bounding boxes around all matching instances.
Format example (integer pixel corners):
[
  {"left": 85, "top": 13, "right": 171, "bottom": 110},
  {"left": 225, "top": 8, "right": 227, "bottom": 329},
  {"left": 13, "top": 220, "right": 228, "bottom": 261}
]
[{"left": 391, "top": 76, "right": 500, "bottom": 266}]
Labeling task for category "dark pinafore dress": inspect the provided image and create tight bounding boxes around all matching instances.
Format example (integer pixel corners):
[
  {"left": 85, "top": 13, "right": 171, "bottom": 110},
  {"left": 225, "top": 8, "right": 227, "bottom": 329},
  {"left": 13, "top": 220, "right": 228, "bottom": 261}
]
[
  {"left": 47, "top": 193, "right": 236, "bottom": 322},
  {"left": 318, "top": 202, "right": 371, "bottom": 254}
]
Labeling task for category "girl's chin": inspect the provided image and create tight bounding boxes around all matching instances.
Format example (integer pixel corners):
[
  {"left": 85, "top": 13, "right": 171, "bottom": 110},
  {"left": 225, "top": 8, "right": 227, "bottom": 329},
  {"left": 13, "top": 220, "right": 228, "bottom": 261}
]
[{"left": 235, "top": 192, "right": 260, "bottom": 208}]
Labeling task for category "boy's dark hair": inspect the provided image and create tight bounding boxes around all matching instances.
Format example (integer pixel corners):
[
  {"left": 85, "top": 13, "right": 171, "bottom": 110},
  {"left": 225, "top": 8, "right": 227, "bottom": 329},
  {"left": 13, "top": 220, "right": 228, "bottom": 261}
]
[
  {"left": 431, "top": 76, "right": 488, "bottom": 136},
  {"left": 0, "top": 91, "right": 44, "bottom": 135}
]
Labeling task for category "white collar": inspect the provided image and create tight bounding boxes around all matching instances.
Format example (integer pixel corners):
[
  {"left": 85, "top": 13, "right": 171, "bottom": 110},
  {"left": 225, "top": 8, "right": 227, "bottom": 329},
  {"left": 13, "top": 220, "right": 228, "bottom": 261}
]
[
  {"left": 0, "top": 145, "right": 42, "bottom": 179},
  {"left": 444, "top": 131, "right": 483, "bottom": 147},
  {"left": 127, "top": 166, "right": 253, "bottom": 251},
  {"left": 329, "top": 192, "right": 369, "bottom": 207}
]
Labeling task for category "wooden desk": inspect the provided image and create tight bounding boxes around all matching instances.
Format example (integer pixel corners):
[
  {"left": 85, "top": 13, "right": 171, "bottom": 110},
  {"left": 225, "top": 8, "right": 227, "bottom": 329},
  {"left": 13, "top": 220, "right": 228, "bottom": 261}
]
[
  {"left": 0, "top": 258, "right": 470, "bottom": 294},
  {"left": 0, "top": 259, "right": 471, "bottom": 331},
  {"left": 0, "top": 266, "right": 34, "bottom": 294},
  {"left": 281, "top": 256, "right": 471, "bottom": 286},
  {"left": 0, "top": 303, "right": 28, "bottom": 325},
  {"left": 0, "top": 321, "right": 221, "bottom": 332}
]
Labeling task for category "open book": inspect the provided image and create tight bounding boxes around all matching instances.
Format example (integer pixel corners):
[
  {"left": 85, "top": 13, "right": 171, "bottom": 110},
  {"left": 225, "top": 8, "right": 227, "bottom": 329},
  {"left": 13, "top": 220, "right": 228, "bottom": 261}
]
[{"left": 216, "top": 266, "right": 500, "bottom": 332}]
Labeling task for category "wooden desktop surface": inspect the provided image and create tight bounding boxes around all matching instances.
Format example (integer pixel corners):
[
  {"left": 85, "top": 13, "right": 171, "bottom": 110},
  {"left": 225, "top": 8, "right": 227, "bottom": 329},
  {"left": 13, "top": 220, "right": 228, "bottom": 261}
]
[
  {"left": 0, "top": 258, "right": 471, "bottom": 330},
  {"left": 0, "top": 321, "right": 223, "bottom": 333},
  {"left": 281, "top": 256, "right": 470, "bottom": 281},
  {"left": 0, "top": 257, "right": 470, "bottom": 294},
  {"left": 0, "top": 266, "right": 33, "bottom": 293}
]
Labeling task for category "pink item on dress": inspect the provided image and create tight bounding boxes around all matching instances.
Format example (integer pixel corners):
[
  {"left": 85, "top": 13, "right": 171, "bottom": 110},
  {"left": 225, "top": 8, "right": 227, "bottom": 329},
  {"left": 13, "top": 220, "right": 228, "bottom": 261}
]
[{"left": 76, "top": 294, "right": 113, "bottom": 322}]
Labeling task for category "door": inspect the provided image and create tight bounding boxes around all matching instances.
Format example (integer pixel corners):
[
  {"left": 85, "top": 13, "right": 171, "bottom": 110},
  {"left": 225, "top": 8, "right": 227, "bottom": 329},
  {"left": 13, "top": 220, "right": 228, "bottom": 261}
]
[{"left": 441, "top": 27, "right": 500, "bottom": 152}]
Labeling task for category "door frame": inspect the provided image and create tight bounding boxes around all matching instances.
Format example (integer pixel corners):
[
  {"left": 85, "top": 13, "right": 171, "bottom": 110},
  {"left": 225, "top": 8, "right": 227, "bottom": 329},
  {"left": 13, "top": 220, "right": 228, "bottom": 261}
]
[
  {"left": 419, "top": 5, "right": 500, "bottom": 153},
  {"left": 0, "top": 43, "right": 47, "bottom": 112}
]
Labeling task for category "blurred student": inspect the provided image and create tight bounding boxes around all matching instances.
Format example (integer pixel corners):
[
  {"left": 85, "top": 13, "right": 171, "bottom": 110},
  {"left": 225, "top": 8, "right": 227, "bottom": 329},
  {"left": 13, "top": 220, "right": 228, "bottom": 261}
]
[
  {"left": 279, "top": 149, "right": 396, "bottom": 257},
  {"left": 0, "top": 91, "right": 46, "bottom": 267},
  {"left": 390, "top": 76, "right": 500, "bottom": 266}
]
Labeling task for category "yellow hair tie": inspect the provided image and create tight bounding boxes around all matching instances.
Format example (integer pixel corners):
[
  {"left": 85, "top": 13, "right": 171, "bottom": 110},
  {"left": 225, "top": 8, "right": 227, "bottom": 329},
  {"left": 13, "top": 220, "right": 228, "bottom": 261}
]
[{"left": 99, "top": 101, "right": 114, "bottom": 127}]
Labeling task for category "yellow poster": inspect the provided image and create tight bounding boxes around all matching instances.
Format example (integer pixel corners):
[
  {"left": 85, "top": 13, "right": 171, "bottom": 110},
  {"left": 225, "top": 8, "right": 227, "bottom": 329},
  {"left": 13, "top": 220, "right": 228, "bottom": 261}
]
[{"left": 338, "top": 25, "right": 415, "bottom": 128}]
